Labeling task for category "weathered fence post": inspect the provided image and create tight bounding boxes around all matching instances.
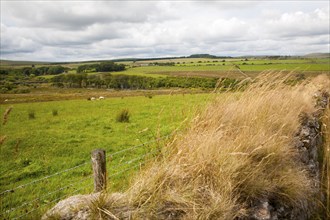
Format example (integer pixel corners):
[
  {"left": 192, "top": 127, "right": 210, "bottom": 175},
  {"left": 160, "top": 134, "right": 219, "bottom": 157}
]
[{"left": 91, "top": 149, "right": 107, "bottom": 192}]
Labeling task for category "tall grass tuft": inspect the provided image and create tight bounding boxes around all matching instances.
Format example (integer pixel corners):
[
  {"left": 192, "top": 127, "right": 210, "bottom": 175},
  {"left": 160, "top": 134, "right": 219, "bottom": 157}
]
[
  {"left": 28, "top": 110, "right": 35, "bottom": 119},
  {"left": 116, "top": 109, "right": 130, "bottom": 123},
  {"left": 52, "top": 109, "right": 58, "bottom": 116},
  {"left": 102, "top": 73, "right": 330, "bottom": 219}
]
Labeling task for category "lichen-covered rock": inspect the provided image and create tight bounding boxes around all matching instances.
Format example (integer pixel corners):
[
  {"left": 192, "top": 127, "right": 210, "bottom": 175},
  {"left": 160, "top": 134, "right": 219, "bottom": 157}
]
[
  {"left": 42, "top": 192, "right": 129, "bottom": 220},
  {"left": 252, "top": 200, "right": 271, "bottom": 220},
  {"left": 42, "top": 193, "right": 100, "bottom": 220}
]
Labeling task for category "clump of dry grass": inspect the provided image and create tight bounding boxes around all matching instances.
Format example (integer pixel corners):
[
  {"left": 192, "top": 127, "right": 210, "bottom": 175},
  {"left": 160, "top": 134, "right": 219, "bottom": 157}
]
[{"left": 106, "top": 73, "right": 330, "bottom": 219}]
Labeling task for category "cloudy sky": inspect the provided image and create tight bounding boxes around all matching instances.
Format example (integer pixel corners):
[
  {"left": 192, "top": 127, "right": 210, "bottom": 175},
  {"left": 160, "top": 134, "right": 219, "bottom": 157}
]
[{"left": 1, "top": 0, "right": 329, "bottom": 61}]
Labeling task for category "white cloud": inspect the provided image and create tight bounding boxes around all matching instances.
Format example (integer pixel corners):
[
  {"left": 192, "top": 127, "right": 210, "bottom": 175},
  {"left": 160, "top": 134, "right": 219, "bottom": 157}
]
[
  {"left": 265, "top": 8, "right": 329, "bottom": 37},
  {"left": 0, "top": 0, "right": 329, "bottom": 61}
]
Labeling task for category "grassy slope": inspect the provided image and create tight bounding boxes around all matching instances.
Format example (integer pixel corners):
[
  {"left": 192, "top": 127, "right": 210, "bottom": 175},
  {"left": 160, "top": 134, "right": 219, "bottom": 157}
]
[
  {"left": 90, "top": 74, "right": 330, "bottom": 219},
  {"left": 0, "top": 93, "right": 211, "bottom": 219}
]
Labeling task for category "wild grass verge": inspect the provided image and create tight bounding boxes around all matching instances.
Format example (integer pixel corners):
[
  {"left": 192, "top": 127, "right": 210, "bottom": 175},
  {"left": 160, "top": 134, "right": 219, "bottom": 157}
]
[{"left": 98, "top": 73, "right": 330, "bottom": 219}]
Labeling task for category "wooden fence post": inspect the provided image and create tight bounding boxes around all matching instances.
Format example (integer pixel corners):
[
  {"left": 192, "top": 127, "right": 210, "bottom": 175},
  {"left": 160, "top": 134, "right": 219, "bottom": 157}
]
[{"left": 91, "top": 149, "right": 107, "bottom": 192}]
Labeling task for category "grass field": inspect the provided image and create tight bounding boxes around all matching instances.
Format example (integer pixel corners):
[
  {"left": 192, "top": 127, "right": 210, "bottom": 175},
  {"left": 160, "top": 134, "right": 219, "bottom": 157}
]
[
  {"left": 0, "top": 87, "right": 209, "bottom": 104},
  {"left": 98, "top": 58, "right": 330, "bottom": 79},
  {"left": 119, "top": 61, "right": 329, "bottom": 79},
  {"left": 0, "top": 93, "right": 212, "bottom": 219}
]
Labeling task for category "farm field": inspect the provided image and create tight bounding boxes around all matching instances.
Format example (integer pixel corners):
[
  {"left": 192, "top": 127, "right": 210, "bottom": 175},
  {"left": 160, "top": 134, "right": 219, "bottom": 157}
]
[
  {"left": 8, "top": 57, "right": 324, "bottom": 84},
  {"left": 0, "top": 87, "right": 207, "bottom": 104},
  {"left": 0, "top": 93, "right": 213, "bottom": 219},
  {"left": 121, "top": 58, "right": 330, "bottom": 78}
]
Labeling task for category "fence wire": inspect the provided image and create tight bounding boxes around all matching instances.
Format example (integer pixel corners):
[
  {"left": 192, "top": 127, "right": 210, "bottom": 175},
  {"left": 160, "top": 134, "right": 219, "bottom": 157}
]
[
  {"left": 110, "top": 134, "right": 171, "bottom": 157},
  {"left": 12, "top": 180, "right": 94, "bottom": 220},
  {"left": 2, "top": 174, "right": 93, "bottom": 216},
  {"left": 0, "top": 161, "right": 90, "bottom": 196},
  {"left": 1, "top": 135, "right": 171, "bottom": 219}
]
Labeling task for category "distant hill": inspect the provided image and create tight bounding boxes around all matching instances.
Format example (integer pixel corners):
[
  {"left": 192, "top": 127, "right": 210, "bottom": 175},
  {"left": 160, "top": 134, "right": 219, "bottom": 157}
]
[
  {"left": 0, "top": 59, "right": 52, "bottom": 66},
  {"left": 303, "top": 53, "right": 330, "bottom": 58},
  {"left": 188, "top": 54, "right": 232, "bottom": 59},
  {"left": 1, "top": 53, "right": 328, "bottom": 66},
  {"left": 188, "top": 54, "right": 218, "bottom": 59}
]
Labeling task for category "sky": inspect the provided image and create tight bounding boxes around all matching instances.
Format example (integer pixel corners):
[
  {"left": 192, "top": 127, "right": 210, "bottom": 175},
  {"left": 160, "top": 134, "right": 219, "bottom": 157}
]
[{"left": 0, "top": 0, "right": 329, "bottom": 61}]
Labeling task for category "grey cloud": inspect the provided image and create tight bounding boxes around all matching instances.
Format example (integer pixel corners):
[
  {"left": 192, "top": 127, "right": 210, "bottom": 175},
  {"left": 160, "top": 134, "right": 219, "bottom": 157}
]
[
  {"left": 2, "top": 1, "right": 160, "bottom": 30},
  {"left": 1, "top": 1, "right": 329, "bottom": 61}
]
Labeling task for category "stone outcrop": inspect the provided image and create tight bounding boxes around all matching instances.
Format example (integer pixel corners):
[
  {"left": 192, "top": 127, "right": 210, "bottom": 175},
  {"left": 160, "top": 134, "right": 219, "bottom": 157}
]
[
  {"left": 42, "top": 193, "right": 97, "bottom": 220},
  {"left": 42, "top": 192, "right": 128, "bottom": 220},
  {"left": 248, "top": 91, "right": 329, "bottom": 220}
]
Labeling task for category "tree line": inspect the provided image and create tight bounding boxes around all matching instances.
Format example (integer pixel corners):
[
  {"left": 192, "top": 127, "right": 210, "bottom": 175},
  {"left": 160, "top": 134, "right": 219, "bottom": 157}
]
[
  {"left": 51, "top": 73, "right": 239, "bottom": 90},
  {"left": 77, "top": 61, "right": 125, "bottom": 73},
  {"left": 0, "top": 61, "right": 126, "bottom": 77},
  {"left": 0, "top": 65, "right": 68, "bottom": 76}
]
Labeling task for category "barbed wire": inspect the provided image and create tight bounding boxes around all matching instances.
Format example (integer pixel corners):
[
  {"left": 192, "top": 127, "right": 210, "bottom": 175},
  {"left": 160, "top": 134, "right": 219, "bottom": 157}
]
[
  {"left": 108, "top": 157, "right": 152, "bottom": 180},
  {"left": 9, "top": 160, "right": 142, "bottom": 220},
  {"left": 109, "top": 148, "right": 159, "bottom": 171},
  {"left": 0, "top": 161, "right": 90, "bottom": 196},
  {"left": 1, "top": 135, "right": 171, "bottom": 196},
  {"left": 11, "top": 181, "right": 93, "bottom": 220},
  {"left": 109, "top": 134, "right": 171, "bottom": 157},
  {"left": 2, "top": 134, "right": 172, "bottom": 219},
  {"left": 2, "top": 174, "right": 93, "bottom": 215}
]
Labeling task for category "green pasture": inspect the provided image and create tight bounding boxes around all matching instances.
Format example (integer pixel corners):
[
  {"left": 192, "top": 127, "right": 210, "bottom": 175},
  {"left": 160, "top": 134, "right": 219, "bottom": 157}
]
[
  {"left": 0, "top": 93, "right": 212, "bottom": 219},
  {"left": 237, "top": 63, "right": 330, "bottom": 72},
  {"left": 119, "top": 60, "right": 329, "bottom": 78},
  {"left": 3, "top": 58, "right": 329, "bottom": 82}
]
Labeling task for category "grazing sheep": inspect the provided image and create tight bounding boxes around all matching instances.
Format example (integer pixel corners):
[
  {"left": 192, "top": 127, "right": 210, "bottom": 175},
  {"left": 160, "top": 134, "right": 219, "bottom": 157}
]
[
  {"left": 90, "top": 97, "right": 96, "bottom": 101},
  {"left": 99, "top": 96, "right": 105, "bottom": 100}
]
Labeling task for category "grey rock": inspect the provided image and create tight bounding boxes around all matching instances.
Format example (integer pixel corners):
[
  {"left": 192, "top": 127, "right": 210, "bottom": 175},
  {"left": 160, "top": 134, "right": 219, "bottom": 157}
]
[
  {"left": 42, "top": 193, "right": 100, "bottom": 220},
  {"left": 252, "top": 201, "right": 271, "bottom": 220}
]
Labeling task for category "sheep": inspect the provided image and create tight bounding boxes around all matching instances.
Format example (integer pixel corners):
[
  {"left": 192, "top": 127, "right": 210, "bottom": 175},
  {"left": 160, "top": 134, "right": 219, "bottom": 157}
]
[
  {"left": 99, "top": 96, "right": 105, "bottom": 100},
  {"left": 87, "top": 97, "right": 96, "bottom": 101}
]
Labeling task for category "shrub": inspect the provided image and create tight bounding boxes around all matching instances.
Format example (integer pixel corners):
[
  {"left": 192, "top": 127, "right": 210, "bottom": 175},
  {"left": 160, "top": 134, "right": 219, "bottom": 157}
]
[
  {"left": 52, "top": 109, "right": 58, "bottom": 116},
  {"left": 116, "top": 109, "right": 130, "bottom": 123},
  {"left": 145, "top": 92, "right": 153, "bottom": 99},
  {"left": 13, "top": 88, "right": 31, "bottom": 94},
  {"left": 28, "top": 111, "right": 35, "bottom": 119}
]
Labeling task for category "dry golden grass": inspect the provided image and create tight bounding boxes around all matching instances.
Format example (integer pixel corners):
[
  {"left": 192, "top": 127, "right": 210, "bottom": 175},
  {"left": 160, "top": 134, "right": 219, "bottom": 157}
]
[{"left": 102, "top": 73, "right": 330, "bottom": 219}]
